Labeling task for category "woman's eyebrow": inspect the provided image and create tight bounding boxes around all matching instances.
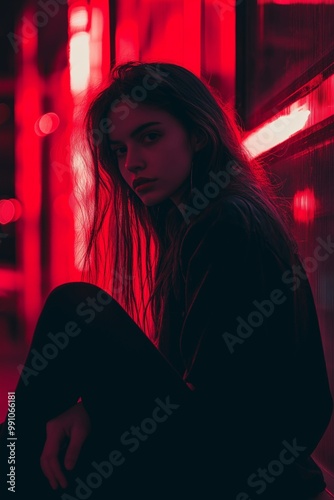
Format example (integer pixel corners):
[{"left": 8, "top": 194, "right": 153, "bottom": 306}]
[{"left": 110, "top": 121, "right": 162, "bottom": 144}]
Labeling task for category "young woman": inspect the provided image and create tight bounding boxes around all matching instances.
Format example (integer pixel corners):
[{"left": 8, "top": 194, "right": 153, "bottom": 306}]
[{"left": 0, "top": 61, "right": 332, "bottom": 500}]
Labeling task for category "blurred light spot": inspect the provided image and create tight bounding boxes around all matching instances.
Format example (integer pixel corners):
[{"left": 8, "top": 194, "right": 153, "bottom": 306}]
[
  {"left": 70, "top": 6, "right": 89, "bottom": 32},
  {"left": 293, "top": 188, "right": 316, "bottom": 223},
  {"left": 0, "top": 103, "right": 11, "bottom": 126},
  {"left": 69, "top": 32, "right": 90, "bottom": 94},
  {"left": 34, "top": 112, "right": 60, "bottom": 136},
  {"left": 0, "top": 199, "right": 22, "bottom": 224}
]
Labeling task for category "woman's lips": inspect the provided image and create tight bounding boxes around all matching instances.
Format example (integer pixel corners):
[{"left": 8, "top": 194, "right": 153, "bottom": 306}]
[{"left": 135, "top": 179, "right": 157, "bottom": 191}]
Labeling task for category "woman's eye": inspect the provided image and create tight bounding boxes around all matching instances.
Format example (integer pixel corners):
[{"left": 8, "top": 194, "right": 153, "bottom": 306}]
[
  {"left": 112, "top": 132, "right": 160, "bottom": 157},
  {"left": 113, "top": 147, "right": 126, "bottom": 157},
  {"left": 142, "top": 132, "right": 160, "bottom": 142}
]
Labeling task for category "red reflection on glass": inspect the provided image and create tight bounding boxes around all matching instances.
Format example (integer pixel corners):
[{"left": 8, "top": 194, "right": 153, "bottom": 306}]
[
  {"left": 293, "top": 188, "right": 316, "bottom": 223},
  {"left": 34, "top": 112, "right": 60, "bottom": 136},
  {"left": 0, "top": 199, "right": 22, "bottom": 224}
]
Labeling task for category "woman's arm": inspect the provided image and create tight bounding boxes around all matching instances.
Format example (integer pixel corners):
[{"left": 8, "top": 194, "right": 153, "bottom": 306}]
[{"left": 178, "top": 197, "right": 333, "bottom": 496}]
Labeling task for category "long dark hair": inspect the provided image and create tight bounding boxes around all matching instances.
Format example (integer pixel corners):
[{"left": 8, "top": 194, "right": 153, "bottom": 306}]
[{"left": 80, "top": 60, "right": 297, "bottom": 345}]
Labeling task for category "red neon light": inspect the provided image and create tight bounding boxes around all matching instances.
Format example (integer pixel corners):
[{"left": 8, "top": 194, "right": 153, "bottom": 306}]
[
  {"left": 15, "top": 8, "right": 42, "bottom": 341},
  {"left": 89, "top": 8, "right": 103, "bottom": 86},
  {"left": 243, "top": 106, "right": 311, "bottom": 158},
  {"left": 293, "top": 188, "right": 316, "bottom": 223}
]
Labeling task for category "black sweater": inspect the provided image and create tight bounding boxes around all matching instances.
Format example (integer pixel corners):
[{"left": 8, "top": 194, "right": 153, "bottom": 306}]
[{"left": 158, "top": 195, "right": 333, "bottom": 499}]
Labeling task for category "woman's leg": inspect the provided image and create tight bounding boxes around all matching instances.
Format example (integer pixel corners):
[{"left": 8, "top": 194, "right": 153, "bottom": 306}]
[{"left": 0, "top": 282, "right": 204, "bottom": 499}]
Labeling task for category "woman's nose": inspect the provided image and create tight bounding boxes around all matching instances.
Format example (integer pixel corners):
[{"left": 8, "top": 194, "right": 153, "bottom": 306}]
[{"left": 124, "top": 152, "right": 146, "bottom": 173}]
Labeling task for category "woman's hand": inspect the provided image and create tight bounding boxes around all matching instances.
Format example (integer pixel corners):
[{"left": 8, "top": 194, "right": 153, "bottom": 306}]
[{"left": 40, "top": 401, "right": 91, "bottom": 490}]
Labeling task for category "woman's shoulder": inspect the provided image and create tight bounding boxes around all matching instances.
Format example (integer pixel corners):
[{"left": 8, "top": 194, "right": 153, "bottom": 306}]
[
  {"left": 180, "top": 195, "right": 265, "bottom": 253},
  {"left": 182, "top": 194, "right": 267, "bottom": 235},
  {"left": 179, "top": 194, "right": 292, "bottom": 274}
]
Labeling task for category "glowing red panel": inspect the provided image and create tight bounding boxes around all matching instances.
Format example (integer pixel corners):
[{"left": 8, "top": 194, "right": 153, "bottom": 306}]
[
  {"left": 115, "top": 18, "right": 139, "bottom": 61},
  {"left": 184, "top": 0, "right": 201, "bottom": 76}
]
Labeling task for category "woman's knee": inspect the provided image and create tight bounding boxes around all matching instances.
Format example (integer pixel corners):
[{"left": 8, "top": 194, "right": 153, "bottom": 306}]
[
  {"left": 41, "top": 281, "right": 148, "bottom": 349},
  {"left": 44, "top": 282, "right": 116, "bottom": 317},
  {"left": 47, "top": 282, "right": 110, "bottom": 304},
  {"left": 34, "top": 282, "right": 117, "bottom": 342}
]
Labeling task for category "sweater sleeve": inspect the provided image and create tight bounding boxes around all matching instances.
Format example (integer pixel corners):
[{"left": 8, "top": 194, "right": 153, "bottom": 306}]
[{"left": 178, "top": 197, "right": 333, "bottom": 498}]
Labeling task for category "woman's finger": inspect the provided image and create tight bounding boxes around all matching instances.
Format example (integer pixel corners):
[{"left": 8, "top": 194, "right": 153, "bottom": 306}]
[
  {"left": 40, "top": 454, "right": 68, "bottom": 490},
  {"left": 64, "top": 425, "right": 89, "bottom": 470}
]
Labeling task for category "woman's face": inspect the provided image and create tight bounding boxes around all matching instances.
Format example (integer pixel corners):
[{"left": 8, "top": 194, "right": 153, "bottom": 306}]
[{"left": 108, "top": 103, "right": 196, "bottom": 206}]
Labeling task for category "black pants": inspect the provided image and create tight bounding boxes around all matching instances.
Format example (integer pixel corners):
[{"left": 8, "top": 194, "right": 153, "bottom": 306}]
[{"left": 0, "top": 283, "right": 209, "bottom": 500}]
